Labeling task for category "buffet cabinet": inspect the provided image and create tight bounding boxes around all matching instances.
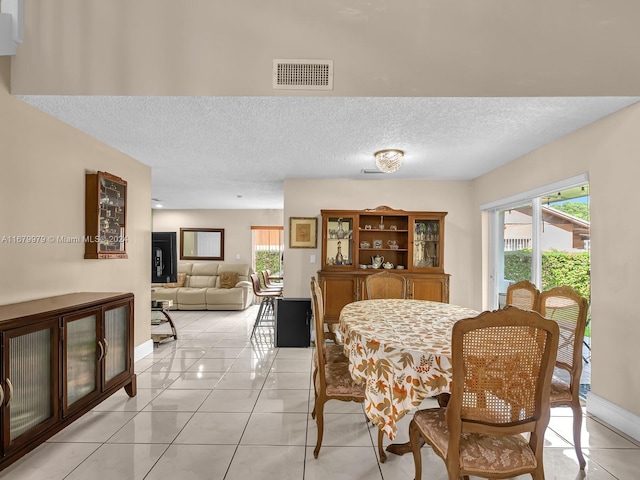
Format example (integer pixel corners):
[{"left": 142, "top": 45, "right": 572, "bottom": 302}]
[
  {"left": 318, "top": 206, "right": 450, "bottom": 323},
  {"left": 0, "top": 292, "right": 136, "bottom": 471}
]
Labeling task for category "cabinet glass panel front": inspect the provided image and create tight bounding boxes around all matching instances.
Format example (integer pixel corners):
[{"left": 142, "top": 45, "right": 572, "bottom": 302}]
[
  {"left": 326, "top": 217, "right": 353, "bottom": 266},
  {"left": 104, "top": 305, "right": 128, "bottom": 382},
  {"left": 66, "top": 314, "right": 98, "bottom": 406},
  {"left": 99, "top": 175, "right": 126, "bottom": 253},
  {"left": 413, "top": 219, "right": 440, "bottom": 268},
  {"left": 9, "top": 328, "right": 53, "bottom": 441}
]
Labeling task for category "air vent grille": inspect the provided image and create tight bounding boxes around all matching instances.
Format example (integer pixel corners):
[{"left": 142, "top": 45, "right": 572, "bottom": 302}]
[{"left": 273, "top": 59, "right": 333, "bottom": 90}]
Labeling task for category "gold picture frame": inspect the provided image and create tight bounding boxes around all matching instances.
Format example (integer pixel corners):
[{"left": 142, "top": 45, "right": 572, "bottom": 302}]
[{"left": 289, "top": 217, "right": 318, "bottom": 248}]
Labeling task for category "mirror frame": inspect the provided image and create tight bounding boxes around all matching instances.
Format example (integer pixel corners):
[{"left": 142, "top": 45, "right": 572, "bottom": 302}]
[{"left": 180, "top": 228, "right": 225, "bottom": 261}]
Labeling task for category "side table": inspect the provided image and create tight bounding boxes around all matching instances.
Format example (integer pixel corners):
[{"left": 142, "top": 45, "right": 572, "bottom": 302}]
[{"left": 151, "top": 300, "right": 178, "bottom": 346}]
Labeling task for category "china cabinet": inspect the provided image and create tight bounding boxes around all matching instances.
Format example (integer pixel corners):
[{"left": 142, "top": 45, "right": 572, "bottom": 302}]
[
  {"left": 0, "top": 292, "right": 136, "bottom": 471},
  {"left": 85, "top": 171, "right": 128, "bottom": 259},
  {"left": 319, "top": 206, "right": 450, "bottom": 323}
]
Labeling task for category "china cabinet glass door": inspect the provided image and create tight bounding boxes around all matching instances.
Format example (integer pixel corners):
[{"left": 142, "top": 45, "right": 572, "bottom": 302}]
[
  {"left": 324, "top": 216, "right": 355, "bottom": 268},
  {"left": 411, "top": 218, "right": 441, "bottom": 269}
]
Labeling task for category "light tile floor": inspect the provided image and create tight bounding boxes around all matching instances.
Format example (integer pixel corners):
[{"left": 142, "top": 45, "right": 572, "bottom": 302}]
[{"left": 1, "top": 306, "right": 638, "bottom": 480}]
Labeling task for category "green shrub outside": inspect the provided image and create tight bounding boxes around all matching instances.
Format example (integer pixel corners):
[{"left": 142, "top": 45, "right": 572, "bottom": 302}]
[
  {"left": 504, "top": 249, "right": 591, "bottom": 301},
  {"left": 504, "top": 249, "right": 591, "bottom": 337},
  {"left": 255, "top": 250, "right": 281, "bottom": 276}
]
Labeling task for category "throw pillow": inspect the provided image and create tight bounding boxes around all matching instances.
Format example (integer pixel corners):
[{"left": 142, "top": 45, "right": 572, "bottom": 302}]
[
  {"left": 219, "top": 271, "right": 239, "bottom": 289},
  {"left": 164, "top": 272, "right": 187, "bottom": 288}
]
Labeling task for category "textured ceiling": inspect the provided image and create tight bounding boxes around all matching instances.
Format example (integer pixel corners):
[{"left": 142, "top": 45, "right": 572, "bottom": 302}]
[{"left": 18, "top": 95, "right": 640, "bottom": 209}]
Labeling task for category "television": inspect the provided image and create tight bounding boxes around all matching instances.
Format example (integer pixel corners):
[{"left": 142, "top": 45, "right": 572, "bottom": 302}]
[{"left": 152, "top": 232, "right": 178, "bottom": 283}]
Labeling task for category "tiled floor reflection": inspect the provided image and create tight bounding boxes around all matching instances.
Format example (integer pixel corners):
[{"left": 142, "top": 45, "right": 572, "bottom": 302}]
[{"left": 1, "top": 306, "right": 638, "bottom": 479}]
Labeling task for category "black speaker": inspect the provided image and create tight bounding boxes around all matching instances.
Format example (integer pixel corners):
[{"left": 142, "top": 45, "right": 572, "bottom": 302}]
[{"left": 275, "top": 298, "right": 311, "bottom": 347}]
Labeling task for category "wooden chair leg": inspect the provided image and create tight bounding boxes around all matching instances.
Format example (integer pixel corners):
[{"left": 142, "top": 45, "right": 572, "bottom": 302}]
[
  {"left": 311, "top": 368, "right": 318, "bottom": 419},
  {"left": 571, "top": 402, "right": 586, "bottom": 469},
  {"left": 313, "top": 399, "right": 325, "bottom": 458},
  {"left": 377, "top": 428, "right": 387, "bottom": 463},
  {"left": 409, "top": 419, "right": 423, "bottom": 480}
]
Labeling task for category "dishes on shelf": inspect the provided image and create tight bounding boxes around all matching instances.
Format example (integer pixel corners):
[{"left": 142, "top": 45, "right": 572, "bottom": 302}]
[{"left": 371, "top": 255, "right": 384, "bottom": 269}]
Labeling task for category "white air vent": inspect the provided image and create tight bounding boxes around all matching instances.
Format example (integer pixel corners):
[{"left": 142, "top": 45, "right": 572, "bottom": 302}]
[{"left": 273, "top": 59, "right": 333, "bottom": 90}]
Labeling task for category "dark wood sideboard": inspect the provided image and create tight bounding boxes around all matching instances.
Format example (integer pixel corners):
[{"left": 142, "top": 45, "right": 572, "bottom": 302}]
[{"left": 0, "top": 292, "right": 136, "bottom": 471}]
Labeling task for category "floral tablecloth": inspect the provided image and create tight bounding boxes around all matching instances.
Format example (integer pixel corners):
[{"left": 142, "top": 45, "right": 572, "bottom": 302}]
[{"left": 339, "top": 299, "right": 479, "bottom": 439}]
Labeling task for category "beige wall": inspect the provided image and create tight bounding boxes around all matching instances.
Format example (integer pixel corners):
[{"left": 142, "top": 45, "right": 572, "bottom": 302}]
[
  {"left": 0, "top": 57, "right": 152, "bottom": 348},
  {"left": 473, "top": 102, "right": 640, "bottom": 417},
  {"left": 283, "top": 179, "right": 477, "bottom": 309},
  {"left": 11, "top": 1, "right": 640, "bottom": 97},
  {"left": 152, "top": 209, "right": 284, "bottom": 267}
]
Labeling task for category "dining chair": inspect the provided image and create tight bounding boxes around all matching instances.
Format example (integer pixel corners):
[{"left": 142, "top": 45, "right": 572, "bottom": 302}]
[
  {"left": 310, "top": 277, "right": 386, "bottom": 462},
  {"left": 310, "top": 276, "right": 348, "bottom": 365},
  {"left": 506, "top": 279, "right": 540, "bottom": 310},
  {"left": 249, "top": 272, "right": 281, "bottom": 338},
  {"left": 538, "top": 285, "right": 589, "bottom": 470},
  {"left": 409, "top": 306, "right": 559, "bottom": 480},
  {"left": 365, "top": 270, "right": 407, "bottom": 299}
]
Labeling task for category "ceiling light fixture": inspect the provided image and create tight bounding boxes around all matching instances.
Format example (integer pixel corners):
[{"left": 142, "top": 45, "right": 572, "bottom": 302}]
[{"left": 374, "top": 149, "right": 404, "bottom": 173}]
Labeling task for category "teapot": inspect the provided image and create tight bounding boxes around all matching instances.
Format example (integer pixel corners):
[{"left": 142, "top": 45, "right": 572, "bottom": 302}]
[
  {"left": 371, "top": 255, "right": 384, "bottom": 269},
  {"left": 383, "top": 262, "right": 394, "bottom": 269}
]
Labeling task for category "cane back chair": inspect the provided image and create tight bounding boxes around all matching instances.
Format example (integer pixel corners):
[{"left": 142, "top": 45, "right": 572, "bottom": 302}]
[
  {"left": 365, "top": 270, "right": 407, "bottom": 299},
  {"left": 538, "top": 285, "right": 589, "bottom": 470},
  {"left": 409, "top": 307, "right": 559, "bottom": 480},
  {"left": 506, "top": 280, "right": 540, "bottom": 311}
]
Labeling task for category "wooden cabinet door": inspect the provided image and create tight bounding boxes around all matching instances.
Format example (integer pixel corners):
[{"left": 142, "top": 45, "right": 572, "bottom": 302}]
[
  {"left": 1, "top": 319, "right": 59, "bottom": 455},
  {"left": 408, "top": 275, "right": 450, "bottom": 303},
  {"left": 408, "top": 214, "right": 446, "bottom": 273},
  {"left": 101, "top": 300, "right": 134, "bottom": 392},
  {"left": 62, "top": 309, "right": 100, "bottom": 417},
  {"left": 318, "top": 274, "right": 357, "bottom": 324},
  {"left": 322, "top": 214, "right": 357, "bottom": 269}
]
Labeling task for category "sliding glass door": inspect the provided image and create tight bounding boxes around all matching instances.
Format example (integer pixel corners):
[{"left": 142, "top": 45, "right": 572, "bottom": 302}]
[
  {"left": 494, "top": 201, "right": 537, "bottom": 307},
  {"left": 486, "top": 178, "right": 590, "bottom": 310}
]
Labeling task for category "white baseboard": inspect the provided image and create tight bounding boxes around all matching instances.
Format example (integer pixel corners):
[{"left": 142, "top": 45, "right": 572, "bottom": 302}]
[
  {"left": 587, "top": 392, "right": 640, "bottom": 442},
  {"left": 135, "top": 339, "right": 155, "bottom": 363}
]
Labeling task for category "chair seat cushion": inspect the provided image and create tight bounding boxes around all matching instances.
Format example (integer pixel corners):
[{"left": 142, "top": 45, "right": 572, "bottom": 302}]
[
  {"left": 413, "top": 408, "right": 537, "bottom": 476},
  {"left": 318, "top": 363, "right": 365, "bottom": 398},
  {"left": 550, "top": 376, "right": 573, "bottom": 403},
  {"left": 314, "top": 344, "right": 348, "bottom": 365}
]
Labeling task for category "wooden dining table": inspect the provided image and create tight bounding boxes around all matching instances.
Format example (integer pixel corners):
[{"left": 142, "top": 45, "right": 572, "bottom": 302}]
[{"left": 338, "top": 298, "right": 479, "bottom": 445}]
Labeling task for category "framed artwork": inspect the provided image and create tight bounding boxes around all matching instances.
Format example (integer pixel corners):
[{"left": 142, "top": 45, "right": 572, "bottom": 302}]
[{"left": 289, "top": 217, "right": 317, "bottom": 248}]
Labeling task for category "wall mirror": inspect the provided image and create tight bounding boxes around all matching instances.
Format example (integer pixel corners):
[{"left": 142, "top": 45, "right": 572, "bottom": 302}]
[{"left": 180, "top": 228, "right": 225, "bottom": 260}]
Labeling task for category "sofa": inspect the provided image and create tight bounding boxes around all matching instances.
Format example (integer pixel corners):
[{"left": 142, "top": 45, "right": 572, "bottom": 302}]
[{"left": 151, "top": 263, "right": 254, "bottom": 310}]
